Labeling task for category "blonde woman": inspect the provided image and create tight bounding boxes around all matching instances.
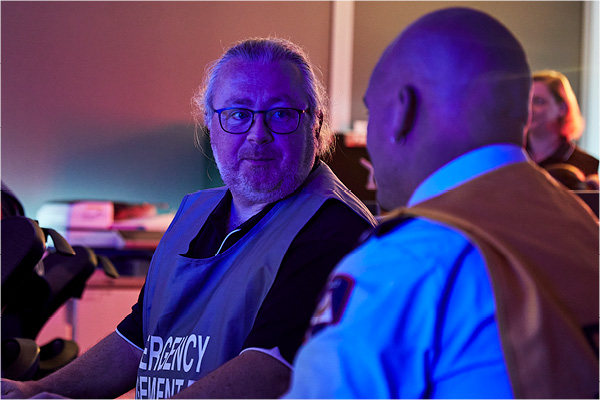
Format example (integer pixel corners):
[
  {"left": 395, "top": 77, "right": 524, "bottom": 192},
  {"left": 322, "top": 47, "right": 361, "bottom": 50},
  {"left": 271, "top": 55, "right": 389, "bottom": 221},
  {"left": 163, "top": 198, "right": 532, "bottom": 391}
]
[{"left": 526, "top": 70, "right": 598, "bottom": 179}]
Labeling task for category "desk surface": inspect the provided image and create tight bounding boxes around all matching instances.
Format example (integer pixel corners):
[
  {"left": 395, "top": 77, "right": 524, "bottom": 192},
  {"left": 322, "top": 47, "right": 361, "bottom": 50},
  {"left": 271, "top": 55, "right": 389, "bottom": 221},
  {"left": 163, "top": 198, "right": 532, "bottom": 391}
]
[{"left": 86, "top": 269, "right": 145, "bottom": 289}]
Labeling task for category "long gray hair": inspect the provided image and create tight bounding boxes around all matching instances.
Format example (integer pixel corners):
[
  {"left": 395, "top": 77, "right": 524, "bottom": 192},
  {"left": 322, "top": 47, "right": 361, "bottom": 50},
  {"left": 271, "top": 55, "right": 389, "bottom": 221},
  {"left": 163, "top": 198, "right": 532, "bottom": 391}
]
[{"left": 191, "top": 37, "right": 335, "bottom": 158}]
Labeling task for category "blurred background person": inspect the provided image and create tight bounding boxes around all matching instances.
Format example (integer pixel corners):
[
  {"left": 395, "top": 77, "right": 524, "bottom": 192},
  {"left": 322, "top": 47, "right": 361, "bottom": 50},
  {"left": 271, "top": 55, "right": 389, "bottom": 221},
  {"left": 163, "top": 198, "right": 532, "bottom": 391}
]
[{"left": 526, "top": 70, "right": 599, "bottom": 185}]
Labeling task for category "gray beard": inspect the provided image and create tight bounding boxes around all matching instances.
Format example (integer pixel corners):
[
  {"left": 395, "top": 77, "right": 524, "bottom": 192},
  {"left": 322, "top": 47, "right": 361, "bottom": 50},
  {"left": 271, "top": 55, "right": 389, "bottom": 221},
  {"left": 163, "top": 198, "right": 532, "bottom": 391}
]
[{"left": 214, "top": 153, "right": 314, "bottom": 206}]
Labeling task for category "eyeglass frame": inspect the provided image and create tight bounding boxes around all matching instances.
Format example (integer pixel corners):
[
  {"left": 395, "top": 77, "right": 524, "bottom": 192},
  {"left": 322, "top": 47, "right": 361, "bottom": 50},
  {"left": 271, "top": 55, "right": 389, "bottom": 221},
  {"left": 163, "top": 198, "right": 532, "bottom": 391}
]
[{"left": 212, "top": 107, "right": 310, "bottom": 134}]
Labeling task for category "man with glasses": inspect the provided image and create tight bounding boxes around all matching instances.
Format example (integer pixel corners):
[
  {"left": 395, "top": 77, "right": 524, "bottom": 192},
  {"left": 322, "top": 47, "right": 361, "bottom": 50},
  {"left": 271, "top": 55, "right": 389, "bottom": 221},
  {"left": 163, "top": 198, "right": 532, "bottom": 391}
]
[{"left": 1, "top": 38, "right": 376, "bottom": 399}]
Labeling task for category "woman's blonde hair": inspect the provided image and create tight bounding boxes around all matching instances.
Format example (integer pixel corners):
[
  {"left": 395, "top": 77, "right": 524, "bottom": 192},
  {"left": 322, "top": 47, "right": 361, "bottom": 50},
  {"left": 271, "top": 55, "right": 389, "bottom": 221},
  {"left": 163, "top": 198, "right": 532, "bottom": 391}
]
[{"left": 533, "top": 70, "right": 585, "bottom": 141}]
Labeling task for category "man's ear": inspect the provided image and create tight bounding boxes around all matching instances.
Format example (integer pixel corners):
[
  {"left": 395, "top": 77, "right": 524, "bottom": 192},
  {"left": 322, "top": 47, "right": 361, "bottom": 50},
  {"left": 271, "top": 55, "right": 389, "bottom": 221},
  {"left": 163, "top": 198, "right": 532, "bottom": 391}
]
[{"left": 394, "top": 86, "right": 417, "bottom": 142}]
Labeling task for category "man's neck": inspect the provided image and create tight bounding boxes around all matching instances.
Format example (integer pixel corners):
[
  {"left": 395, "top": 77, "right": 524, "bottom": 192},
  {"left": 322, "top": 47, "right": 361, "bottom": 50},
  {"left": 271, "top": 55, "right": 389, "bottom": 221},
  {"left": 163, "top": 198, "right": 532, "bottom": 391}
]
[
  {"left": 224, "top": 158, "right": 320, "bottom": 231},
  {"left": 227, "top": 196, "right": 270, "bottom": 232},
  {"left": 527, "top": 131, "right": 563, "bottom": 163}
]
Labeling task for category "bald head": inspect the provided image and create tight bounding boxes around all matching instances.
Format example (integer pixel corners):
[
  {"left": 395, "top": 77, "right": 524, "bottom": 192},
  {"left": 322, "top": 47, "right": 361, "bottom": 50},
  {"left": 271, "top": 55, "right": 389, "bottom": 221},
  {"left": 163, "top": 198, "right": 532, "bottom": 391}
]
[
  {"left": 366, "top": 8, "right": 532, "bottom": 209},
  {"left": 390, "top": 7, "right": 530, "bottom": 140}
]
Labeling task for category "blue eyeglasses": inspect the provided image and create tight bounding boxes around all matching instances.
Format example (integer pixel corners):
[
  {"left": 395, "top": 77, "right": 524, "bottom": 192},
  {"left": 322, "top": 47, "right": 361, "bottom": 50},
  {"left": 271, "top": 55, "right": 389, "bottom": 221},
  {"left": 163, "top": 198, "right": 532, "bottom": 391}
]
[{"left": 214, "top": 107, "right": 309, "bottom": 134}]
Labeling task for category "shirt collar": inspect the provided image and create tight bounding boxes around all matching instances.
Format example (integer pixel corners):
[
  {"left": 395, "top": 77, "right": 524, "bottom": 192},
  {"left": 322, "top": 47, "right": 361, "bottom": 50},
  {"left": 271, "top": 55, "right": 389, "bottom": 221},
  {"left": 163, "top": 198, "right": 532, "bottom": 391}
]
[{"left": 408, "top": 144, "right": 529, "bottom": 207}]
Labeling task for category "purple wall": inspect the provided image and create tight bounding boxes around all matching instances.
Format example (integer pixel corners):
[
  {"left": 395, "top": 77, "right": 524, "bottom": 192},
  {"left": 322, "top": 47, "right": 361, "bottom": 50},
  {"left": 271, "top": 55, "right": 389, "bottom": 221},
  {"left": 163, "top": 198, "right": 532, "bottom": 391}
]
[{"left": 1, "top": 2, "right": 332, "bottom": 215}]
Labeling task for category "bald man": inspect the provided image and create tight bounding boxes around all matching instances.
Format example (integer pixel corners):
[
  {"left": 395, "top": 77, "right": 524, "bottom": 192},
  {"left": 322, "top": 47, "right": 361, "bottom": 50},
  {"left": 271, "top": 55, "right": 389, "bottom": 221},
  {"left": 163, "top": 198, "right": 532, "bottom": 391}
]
[{"left": 284, "top": 8, "right": 599, "bottom": 399}]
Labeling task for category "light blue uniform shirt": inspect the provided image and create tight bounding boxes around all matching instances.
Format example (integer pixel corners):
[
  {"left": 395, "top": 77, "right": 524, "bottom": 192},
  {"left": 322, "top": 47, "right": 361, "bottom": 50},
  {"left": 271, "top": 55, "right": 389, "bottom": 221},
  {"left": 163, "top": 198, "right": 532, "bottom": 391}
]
[{"left": 285, "top": 144, "right": 527, "bottom": 399}]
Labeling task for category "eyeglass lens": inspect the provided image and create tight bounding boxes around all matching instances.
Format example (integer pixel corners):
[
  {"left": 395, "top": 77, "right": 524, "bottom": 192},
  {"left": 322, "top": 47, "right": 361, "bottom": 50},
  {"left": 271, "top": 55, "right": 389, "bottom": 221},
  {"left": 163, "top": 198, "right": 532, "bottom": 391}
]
[{"left": 219, "top": 108, "right": 301, "bottom": 134}]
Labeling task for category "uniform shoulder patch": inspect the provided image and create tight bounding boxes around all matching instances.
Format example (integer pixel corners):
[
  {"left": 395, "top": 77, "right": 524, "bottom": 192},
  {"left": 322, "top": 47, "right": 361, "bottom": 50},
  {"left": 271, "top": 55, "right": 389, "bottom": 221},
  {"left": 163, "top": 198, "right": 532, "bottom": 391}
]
[{"left": 305, "top": 273, "right": 355, "bottom": 340}]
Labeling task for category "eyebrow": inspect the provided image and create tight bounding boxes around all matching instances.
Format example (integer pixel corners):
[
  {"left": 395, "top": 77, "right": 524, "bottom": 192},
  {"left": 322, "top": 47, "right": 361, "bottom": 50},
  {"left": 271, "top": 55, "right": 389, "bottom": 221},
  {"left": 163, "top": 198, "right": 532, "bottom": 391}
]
[
  {"left": 221, "top": 97, "right": 254, "bottom": 107},
  {"left": 219, "top": 95, "right": 300, "bottom": 108},
  {"left": 269, "top": 95, "right": 294, "bottom": 103}
]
